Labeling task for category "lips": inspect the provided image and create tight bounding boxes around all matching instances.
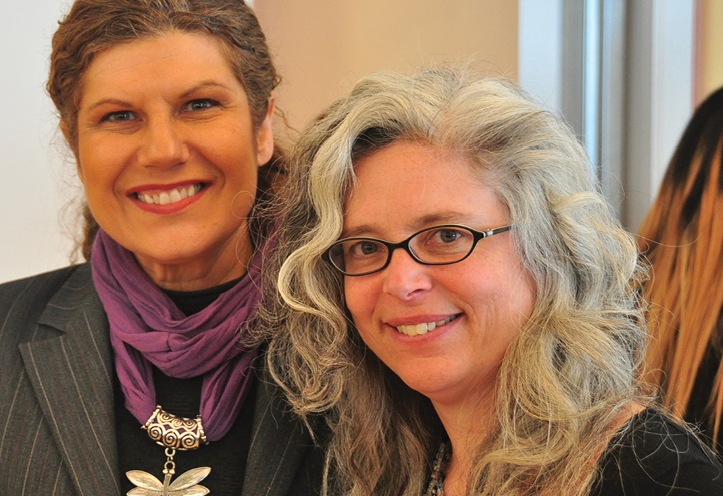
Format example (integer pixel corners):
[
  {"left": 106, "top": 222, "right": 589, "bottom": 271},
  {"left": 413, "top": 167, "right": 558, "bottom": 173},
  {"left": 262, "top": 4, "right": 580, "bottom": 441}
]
[
  {"left": 132, "top": 182, "right": 205, "bottom": 205},
  {"left": 394, "top": 314, "right": 460, "bottom": 336}
]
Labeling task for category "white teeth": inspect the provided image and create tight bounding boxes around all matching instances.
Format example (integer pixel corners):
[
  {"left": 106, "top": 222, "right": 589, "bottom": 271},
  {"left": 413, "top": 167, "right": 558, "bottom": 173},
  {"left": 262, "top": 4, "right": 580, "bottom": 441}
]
[
  {"left": 395, "top": 315, "right": 457, "bottom": 336},
  {"left": 136, "top": 184, "right": 202, "bottom": 205}
]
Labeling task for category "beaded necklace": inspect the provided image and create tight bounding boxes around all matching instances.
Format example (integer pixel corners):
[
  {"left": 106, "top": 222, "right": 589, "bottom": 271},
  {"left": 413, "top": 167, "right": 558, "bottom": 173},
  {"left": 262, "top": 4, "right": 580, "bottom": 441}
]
[{"left": 424, "top": 441, "right": 451, "bottom": 496}]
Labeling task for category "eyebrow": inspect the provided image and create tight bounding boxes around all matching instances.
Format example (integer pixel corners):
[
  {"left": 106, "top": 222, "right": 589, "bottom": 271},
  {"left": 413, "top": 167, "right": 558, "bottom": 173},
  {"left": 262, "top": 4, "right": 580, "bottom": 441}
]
[
  {"left": 342, "top": 211, "right": 477, "bottom": 239},
  {"left": 178, "top": 81, "right": 234, "bottom": 98},
  {"left": 86, "top": 98, "right": 132, "bottom": 112},
  {"left": 84, "top": 81, "right": 235, "bottom": 112}
]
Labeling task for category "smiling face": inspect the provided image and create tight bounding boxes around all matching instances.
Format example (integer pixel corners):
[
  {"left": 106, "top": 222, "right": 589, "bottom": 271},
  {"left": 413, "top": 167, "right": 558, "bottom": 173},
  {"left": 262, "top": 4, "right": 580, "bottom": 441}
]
[
  {"left": 343, "top": 141, "right": 536, "bottom": 410},
  {"left": 72, "top": 31, "right": 274, "bottom": 289}
]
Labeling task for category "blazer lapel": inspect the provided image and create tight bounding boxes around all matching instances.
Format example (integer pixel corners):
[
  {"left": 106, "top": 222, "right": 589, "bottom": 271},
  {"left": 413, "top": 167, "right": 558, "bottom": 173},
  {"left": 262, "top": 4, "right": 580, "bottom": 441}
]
[
  {"left": 19, "top": 264, "right": 121, "bottom": 496},
  {"left": 242, "top": 363, "right": 316, "bottom": 496}
]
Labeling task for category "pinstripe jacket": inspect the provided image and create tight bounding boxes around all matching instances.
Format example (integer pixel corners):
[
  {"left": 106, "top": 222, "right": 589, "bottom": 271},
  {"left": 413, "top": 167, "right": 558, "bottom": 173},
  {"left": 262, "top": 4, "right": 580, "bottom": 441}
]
[{"left": 0, "top": 263, "right": 324, "bottom": 496}]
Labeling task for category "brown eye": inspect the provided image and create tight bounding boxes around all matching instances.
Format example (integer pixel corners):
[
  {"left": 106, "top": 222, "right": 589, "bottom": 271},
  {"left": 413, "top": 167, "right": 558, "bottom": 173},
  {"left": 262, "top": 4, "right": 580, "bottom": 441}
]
[
  {"left": 101, "top": 110, "right": 136, "bottom": 122},
  {"left": 421, "top": 227, "right": 468, "bottom": 247},
  {"left": 349, "top": 240, "right": 381, "bottom": 257},
  {"left": 436, "top": 229, "right": 463, "bottom": 243},
  {"left": 183, "top": 99, "right": 219, "bottom": 112}
]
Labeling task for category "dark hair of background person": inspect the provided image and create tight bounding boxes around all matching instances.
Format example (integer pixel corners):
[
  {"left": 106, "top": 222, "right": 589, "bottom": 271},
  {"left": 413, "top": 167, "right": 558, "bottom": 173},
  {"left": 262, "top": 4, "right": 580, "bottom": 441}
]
[
  {"left": 47, "top": 0, "right": 283, "bottom": 260},
  {"left": 638, "top": 85, "right": 723, "bottom": 446}
]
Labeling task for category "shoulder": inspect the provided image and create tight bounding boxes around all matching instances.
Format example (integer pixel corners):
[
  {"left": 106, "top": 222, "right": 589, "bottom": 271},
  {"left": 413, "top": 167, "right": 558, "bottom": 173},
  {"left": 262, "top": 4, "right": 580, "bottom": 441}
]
[
  {"left": 592, "top": 408, "right": 723, "bottom": 495},
  {"left": 0, "top": 264, "right": 90, "bottom": 341},
  {"left": 0, "top": 264, "right": 87, "bottom": 301}
]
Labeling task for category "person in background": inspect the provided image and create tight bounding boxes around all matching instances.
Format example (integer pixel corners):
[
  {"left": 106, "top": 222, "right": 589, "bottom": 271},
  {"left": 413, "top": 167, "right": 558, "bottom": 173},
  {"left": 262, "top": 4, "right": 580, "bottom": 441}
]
[
  {"left": 638, "top": 86, "right": 723, "bottom": 454},
  {"left": 0, "top": 1, "right": 322, "bottom": 495},
  {"left": 263, "top": 67, "right": 723, "bottom": 495}
]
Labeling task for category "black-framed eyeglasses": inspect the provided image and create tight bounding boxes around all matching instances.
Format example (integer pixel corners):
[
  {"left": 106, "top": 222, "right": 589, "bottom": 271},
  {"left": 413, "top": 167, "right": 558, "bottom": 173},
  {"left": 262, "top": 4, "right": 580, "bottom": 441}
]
[{"left": 323, "top": 224, "right": 512, "bottom": 276}]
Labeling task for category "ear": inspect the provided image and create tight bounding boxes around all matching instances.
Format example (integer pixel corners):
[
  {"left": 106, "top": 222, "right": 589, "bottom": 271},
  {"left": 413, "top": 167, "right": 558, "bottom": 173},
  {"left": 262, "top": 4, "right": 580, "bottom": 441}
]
[
  {"left": 61, "top": 120, "right": 85, "bottom": 184},
  {"left": 255, "top": 94, "right": 275, "bottom": 167}
]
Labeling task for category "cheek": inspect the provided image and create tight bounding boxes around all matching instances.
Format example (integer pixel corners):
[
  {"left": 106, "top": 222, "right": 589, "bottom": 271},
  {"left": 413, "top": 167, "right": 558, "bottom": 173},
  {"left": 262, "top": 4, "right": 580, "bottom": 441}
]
[
  {"left": 76, "top": 138, "right": 115, "bottom": 182},
  {"left": 510, "top": 265, "right": 537, "bottom": 316},
  {"left": 210, "top": 132, "right": 260, "bottom": 179},
  {"left": 458, "top": 262, "right": 535, "bottom": 328},
  {"left": 223, "top": 122, "right": 258, "bottom": 161},
  {"left": 343, "top": 280, "right": 361, "bottom": 317},
  {"left": 343, "top": 282, "right": 377, "bottom": 353},
  {"left": 229, "top": 173, "right": 258, "bottom": 217},
  {"left": 344, "top": 279, "right": 377, "bottom": 327},
  {"left": 492, "top": 275, "right": 536, "bottom": 343},
  {"left": 76, "top": 152, "right": 102, "bottom": 194}
]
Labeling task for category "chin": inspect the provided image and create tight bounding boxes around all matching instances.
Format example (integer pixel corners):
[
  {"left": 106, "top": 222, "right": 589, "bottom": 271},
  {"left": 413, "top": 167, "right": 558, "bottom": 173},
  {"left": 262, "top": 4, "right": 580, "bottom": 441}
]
[
  {"left": 132, "top": 244, "right": 212, "bottom": 268},
  {"left": 398, "top": 372, "right": 462, "bottom": 398}
]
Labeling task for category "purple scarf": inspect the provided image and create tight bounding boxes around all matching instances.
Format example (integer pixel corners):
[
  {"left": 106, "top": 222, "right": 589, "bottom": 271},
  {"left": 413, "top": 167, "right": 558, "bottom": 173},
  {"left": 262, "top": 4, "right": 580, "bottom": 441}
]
[{"left": 91, "top": 228, "right": 263, "bottom": 441}]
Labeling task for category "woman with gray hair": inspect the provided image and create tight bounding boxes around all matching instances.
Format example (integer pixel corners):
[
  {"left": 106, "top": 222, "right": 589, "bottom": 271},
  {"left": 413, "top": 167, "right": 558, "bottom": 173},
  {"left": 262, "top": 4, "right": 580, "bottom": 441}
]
[{"left": 264, "top": 67, "right": 723, "bottom": 495}]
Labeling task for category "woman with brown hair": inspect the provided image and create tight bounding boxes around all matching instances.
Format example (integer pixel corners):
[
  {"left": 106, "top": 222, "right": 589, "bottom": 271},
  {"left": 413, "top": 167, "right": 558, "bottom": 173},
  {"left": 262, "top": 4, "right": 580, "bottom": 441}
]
[
  {"left": 638, "top": 86, "right": 723, "bottom": 453},
  {"left": 0, "top": 1, "right": 322, "bottom": 495}
]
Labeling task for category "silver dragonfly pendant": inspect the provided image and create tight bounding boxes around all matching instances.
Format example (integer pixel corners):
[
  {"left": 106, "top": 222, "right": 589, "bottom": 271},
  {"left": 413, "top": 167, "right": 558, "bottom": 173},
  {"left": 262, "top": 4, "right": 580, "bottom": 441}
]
[{"left": 126, "top": 466, "right": 211, "bottom": 496}]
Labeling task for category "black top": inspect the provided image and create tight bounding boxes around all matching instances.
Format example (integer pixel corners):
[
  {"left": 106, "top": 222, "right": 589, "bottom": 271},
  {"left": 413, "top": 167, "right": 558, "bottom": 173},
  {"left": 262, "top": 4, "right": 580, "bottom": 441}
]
[
  {"left": 685, "top": 320, "right": 723, "bottom": 454},
  {"left": 116, "top": 277, "right": 253, "bottom": 495},
  {"left": 591, "top": 408, "right": 723, "bottom": 495}
]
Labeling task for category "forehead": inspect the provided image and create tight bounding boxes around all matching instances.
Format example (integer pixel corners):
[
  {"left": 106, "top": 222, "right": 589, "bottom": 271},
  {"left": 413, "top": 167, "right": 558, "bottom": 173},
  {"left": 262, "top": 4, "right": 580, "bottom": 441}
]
[
  {"left": 344, "top": 141, "right": 508, "bottom": 233},
  {"left": 78, "top": 31, "right": 238, "bottom": 106}
]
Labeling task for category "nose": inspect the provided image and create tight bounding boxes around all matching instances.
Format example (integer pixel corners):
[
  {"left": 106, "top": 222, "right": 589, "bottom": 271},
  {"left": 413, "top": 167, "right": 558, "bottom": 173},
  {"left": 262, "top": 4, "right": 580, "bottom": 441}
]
[
  {"left": 381, "top": 247, "right": 433, "bottom": 300},
  {"left": 138, "top": 116, "right": 190, "bottom": 169}
]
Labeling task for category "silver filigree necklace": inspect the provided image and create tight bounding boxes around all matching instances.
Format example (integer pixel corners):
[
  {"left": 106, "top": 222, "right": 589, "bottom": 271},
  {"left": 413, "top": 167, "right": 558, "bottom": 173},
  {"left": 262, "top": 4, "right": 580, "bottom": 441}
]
[{"left": 126, "top": 405, "right": 211, "bottom": 496}]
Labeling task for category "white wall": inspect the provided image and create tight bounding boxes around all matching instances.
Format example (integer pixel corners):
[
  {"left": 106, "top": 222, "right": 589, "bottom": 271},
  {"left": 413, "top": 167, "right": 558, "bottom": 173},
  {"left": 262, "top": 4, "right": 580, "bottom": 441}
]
[
  {"left": 1, "top": 0, "right": 78, "bottom": 283},
  {"left": 518, "top": 0, "right": 564, "bottom": 113},
  {"left": 520, "top": 0, "right": 695, "bottom": 232},
  {"left": 624, "top": 0, "right": 695, "bottom": 231}
]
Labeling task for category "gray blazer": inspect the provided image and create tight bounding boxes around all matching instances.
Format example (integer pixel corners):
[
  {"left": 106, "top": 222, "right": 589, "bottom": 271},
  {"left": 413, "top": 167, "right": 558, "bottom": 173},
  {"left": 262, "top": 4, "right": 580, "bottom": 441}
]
[{"left": 0, "top": 264, "right": 323, "bottom": 496}]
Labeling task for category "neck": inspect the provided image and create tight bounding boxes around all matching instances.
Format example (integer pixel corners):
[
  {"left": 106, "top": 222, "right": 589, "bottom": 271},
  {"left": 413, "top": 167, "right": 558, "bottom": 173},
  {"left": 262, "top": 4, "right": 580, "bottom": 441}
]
[
  {"left": 431, "top": 386, "right": 497, "bottom": 496},
  {"left": 134, "top": 235, "right": 253, "bottom": 291},
  {"left": 443, "top": 462, "right": 468, "bottom": 496}
]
